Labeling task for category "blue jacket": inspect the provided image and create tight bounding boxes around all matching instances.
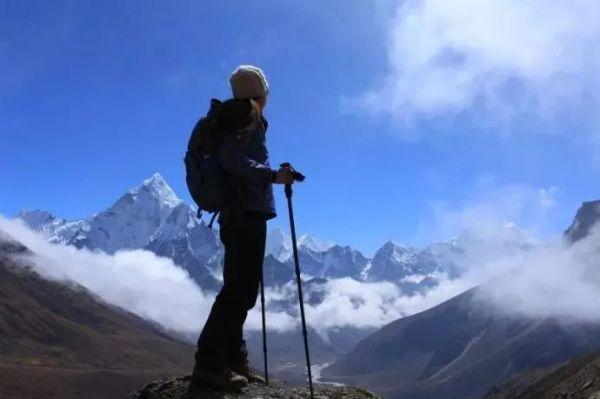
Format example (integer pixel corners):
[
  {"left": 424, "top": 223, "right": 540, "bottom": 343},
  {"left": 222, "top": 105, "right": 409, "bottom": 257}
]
[{"left": 218, "top": 117, "right": 276, "bottom": 220}]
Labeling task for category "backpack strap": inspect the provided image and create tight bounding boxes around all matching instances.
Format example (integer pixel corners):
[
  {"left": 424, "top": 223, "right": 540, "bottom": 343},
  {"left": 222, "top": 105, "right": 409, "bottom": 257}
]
[
  {"left": 208, "top": 211, "right": 219, "bottom": 229},
  {"left": 196, "top": 208, "right": 219, "bottom": 229}
]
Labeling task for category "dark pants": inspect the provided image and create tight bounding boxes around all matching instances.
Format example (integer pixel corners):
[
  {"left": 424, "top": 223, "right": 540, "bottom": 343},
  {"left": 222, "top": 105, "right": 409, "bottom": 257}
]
[{"left": 194, "top": 211, "right": 267, "bottom": 372}]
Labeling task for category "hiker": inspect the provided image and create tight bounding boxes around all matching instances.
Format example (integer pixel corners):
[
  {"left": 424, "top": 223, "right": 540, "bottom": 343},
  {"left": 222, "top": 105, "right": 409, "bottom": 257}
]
[{"left": 189, "top": 65, "right": 294, "bottom": 390}]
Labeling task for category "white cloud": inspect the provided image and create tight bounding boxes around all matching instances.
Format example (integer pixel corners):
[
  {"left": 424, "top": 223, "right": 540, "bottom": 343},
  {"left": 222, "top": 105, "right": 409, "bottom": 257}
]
[
  {"left": 306, "top": 278, "right": 403, "bottom": 330},
  {"left": 418, "top": 181, "right": 560, "bottom": 244},
  {"left": 0, "top": 216, "right": 215, "bottom": 334},
  {"left": 1, "top": 216, "right": 423, "bottom": 336},
  {"left": 474, "top": 228, "right": 600, "bottom": 321},
  {"left": 1, "top": 215, "right": 467, "bottom": 338},
  {"left": 4, "top": 207, "right": 599, "bottom": 344},
  {"left": 359, "top": 0, "right": 600, "bottom": 131}
]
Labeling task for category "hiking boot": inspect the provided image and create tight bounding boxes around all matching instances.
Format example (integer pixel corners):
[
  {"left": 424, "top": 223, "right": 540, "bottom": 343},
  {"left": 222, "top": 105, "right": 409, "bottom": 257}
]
[
  {"left": 231, "top": 361, "right": 266, "bottom": 384},
  {"left": 190, "top": 365, "right": 248, "bottom": 390}
]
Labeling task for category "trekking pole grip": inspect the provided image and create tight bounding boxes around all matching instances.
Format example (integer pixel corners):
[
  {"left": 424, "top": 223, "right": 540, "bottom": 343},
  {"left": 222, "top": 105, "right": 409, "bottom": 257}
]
[{"left": 280, "top": 162, "right": 306, "bottom": 183}]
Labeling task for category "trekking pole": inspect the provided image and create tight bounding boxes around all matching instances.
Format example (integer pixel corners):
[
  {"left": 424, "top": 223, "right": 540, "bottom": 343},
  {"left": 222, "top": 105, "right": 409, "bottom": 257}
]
[
  {"left": 280, "top": 163, "right": 314, "bottom": 399},
  {"left": 259, "top": 269, "right": 269, "bottom": 385}
]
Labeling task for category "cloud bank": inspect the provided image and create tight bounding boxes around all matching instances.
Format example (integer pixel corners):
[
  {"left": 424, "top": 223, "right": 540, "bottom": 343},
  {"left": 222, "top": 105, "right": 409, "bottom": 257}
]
[
  {"left": 0, "top": 216, "right": 215, "bottom": 334},
  {"left": 2, "top": 210, "right": 600, "bottom": 342},
  {"left": 475, "top": 228, "right": 600, "bottom": 322},
  {"left": 418, "top": 181, "right": 559, "bottom": 244},
  {"left": 0, "top": 215, "right": 470, "bottom": 338},
  {"left": 360, "top": 0, "right": 600, "bottom": 131},
  {"left": 1, "top": 216, "right": 419, "bottom": 336}
]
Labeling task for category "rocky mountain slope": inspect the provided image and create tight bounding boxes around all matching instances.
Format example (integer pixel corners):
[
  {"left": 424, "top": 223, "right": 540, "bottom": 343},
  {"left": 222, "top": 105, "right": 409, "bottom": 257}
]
[
  {"left": 129, "top": 377, "right": 379, "bottom": 399},
  {"left": 324, "top": 284, "right": 600, "bottom": 399},
  {"left": 483, "top": 351, "right": 600, "bottom": 399},
  {"left": 565, "top": 199, "right": 600, "bottom": 243},
  {"left": 323, "top": 201, "right": 600, "bottom": 399},
  {"left": 0, "top": 230, "right": 193, "bottom": 399}
]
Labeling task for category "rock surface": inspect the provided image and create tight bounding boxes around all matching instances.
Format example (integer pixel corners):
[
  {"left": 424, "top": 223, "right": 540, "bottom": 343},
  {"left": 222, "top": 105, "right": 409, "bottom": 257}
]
[
  {"left": 129, "top": 376, "right": 380, "bottom": 399},
  {"left": 564, "top": 200, "right": 600, "bottom": 243},
  {"left": 483, "top": 351, "right": 600, "bottom": 399}
]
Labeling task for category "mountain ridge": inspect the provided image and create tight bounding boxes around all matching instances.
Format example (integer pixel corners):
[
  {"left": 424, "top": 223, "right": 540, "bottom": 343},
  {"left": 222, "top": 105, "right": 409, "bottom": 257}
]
[{"left": 19, "top": 173, "right": 464, "bottom": 291}]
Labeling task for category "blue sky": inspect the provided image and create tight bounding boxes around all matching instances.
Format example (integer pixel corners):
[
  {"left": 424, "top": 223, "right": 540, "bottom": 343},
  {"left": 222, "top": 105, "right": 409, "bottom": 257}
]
[{"left": 2, "top": 1, "right": 600, "bottom": 255}]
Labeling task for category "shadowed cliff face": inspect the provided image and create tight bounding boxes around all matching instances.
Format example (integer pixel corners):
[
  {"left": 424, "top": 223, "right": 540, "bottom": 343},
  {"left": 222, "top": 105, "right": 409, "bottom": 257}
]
[
  {"left": 128, "top": 377, "right": 380, "bottom": 399},
  {"left": 0, "top": 231, "right": 194, "bottom": 399},
  {"left": 565, "top": 200, "right": 600, "bottom": 243}
]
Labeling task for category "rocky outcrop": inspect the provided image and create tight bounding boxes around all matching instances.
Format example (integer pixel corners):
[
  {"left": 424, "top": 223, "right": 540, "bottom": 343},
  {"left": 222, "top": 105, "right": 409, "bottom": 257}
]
[
  {"left": 129, "top": 377, "right": 380, "bottom": 399},
  {"left": 565, "top": 200, "right": 600, "bottom": 243}
]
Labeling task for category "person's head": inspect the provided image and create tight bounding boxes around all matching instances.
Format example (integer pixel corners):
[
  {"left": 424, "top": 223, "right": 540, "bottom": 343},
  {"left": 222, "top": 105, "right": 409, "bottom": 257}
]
[{"left": 229, "top": 65, "right": 269, "bottom": 113}]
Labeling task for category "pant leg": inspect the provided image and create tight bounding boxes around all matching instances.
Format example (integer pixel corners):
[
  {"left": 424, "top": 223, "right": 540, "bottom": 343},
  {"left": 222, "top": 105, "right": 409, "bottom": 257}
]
[
  {"left": 194, "top": 212, "right": 266, "bottom": 371},
  {"left": 224, "top": 214, "right": 266, "bottom": 365}
]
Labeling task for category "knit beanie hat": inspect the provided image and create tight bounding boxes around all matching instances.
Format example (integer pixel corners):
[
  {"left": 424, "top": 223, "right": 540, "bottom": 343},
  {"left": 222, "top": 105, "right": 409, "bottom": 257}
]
[{"left": 229, "top": 65, "right": 269, "bottom": 99}]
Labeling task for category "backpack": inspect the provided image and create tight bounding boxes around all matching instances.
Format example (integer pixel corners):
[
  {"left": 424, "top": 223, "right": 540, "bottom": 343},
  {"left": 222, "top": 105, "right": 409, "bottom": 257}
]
[{"left": 184, "top": 99, "right": 225, "bottom": 225}]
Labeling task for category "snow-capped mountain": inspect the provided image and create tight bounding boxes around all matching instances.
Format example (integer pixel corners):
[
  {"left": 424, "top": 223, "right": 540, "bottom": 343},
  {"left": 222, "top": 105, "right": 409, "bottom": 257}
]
[
  {"left": 19, "top": 174, "right": 223, "bottom": 290},
  {"left": 18, "top": 210, "right": 87, "bottom": 245},
  {"left": 298, "top": 234, "right": 334, "bottom": 253},
  {"left": 20, "top": 173, "right": 183, "bottom": 253},
  {"left": 265, "top": 229, "right": 367, "bottom": 283},
  {"left": 316, "top": 245, "right": 370, "bottom": 279},
  {"left": 18, "top": 171, "right": 451, "bottom": 291},
  {"left": 266, "top": 228, "right": 292, "bottom": 262},
  {"left": 266, "top": 228, "right": 334, "bottom": 262},
  {"left": 364, "top": 241, "right": 442, "bottom": 292},
  {"left": 145, "top": 202, "right": 223, "bottom": 290},
  {"left": 266, "top": 233, "right": 370, "bottom": 281},
  {"left": 19, "top": 173, "right": 516, "bottom": 293},
  {"left": 77, "top": 173, "right": 182, "bottom": 253}
]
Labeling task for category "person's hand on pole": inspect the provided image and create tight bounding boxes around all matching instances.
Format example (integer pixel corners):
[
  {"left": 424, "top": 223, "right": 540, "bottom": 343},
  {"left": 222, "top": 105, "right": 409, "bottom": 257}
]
[{"left": 274, "top": 166, "right": 294, "bottom": 185}]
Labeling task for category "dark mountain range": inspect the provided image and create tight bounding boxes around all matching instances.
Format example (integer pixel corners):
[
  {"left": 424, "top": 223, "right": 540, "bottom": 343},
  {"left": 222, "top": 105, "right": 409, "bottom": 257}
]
[
  {"left": 323, "top": 201, "right": 600, "bottom": 399},
  {"left": 0, "top": 231, "right": 193, "bottom": 399}
]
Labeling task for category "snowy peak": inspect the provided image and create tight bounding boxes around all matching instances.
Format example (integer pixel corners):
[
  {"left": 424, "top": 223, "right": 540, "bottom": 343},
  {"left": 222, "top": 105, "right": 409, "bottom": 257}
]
[
  {"left": 81, "top": 174, "right": 182, "bottom": 253},
  {"left": 18, "top": 209, "right": 86, "bottom": 245},
  {"left": 132, "top": 173, "right": 182, "bottom": 208},
  {"left": 266, "top": 228, "right": 292, "bottom": 262},
  {"left": 376, "top": 241, "right": 415, "bottom": 257},
  {"left": 266, "top": 229, "right": 335, "bottom": 262},
  {"left": 18, "top": 210, "right": 58, "bottom": 230},
  {"left": 320, "top": 245, "right": 369, "bottom": 279},
  {"left": 298, "top": 234, "right": 334, "bottom": 252},
  {"left": 366, "top": 241, "right": 420, "bottom": 282}
]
